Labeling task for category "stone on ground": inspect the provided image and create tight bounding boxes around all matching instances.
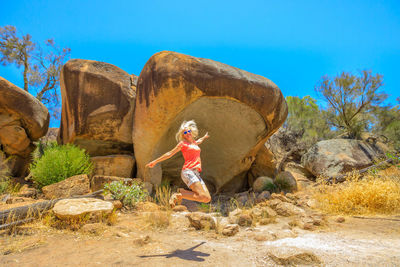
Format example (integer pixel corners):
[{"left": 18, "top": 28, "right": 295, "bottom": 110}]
[
  {"left": 256, "top": 190, "right": 271, "bottom": 202},
  {"left": 274, "top": 202, "right": 305, "bottom": 217},
  {"left": 53, "top": 198, "right": 114, "bottom": 220},
  {"left": 253, "top": 176, "right": 275, "bottom": 193},
  {"left": 274, "top": 171, "right": 298, "bottom": 193},
  {"left": 222, "top": 224, "right": 239, "bottom": 236},
  {"left": 42, "top": 174, "right": 90, "bottom": 199},
  {"left": 186, "top": 212, "right": 216, "bottom": 230}
]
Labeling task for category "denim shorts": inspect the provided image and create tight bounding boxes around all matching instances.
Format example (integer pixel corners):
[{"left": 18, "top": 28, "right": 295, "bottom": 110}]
[{"left": 181, "top": 169, "right": 205, "bottom": 188}]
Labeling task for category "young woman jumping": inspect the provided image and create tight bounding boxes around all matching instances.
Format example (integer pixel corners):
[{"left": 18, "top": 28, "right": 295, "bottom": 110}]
[{"left": 146, "top": 120, "right": 211, "bottom": 207}]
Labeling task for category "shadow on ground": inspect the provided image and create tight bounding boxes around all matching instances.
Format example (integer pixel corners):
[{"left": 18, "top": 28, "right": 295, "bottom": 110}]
[{"left": 138, "top": 241, "right": 210, "bottom": 262}]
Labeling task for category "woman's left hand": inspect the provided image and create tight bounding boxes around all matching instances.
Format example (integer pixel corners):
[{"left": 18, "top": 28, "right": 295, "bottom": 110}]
[{"left": 203, "top": 132, "right": 210, "bottom": 139}]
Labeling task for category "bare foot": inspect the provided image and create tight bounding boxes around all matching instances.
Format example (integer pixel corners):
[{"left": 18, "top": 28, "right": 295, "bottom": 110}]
[{"left": 169, "top": 193, "right": 182, "bottom": 208}]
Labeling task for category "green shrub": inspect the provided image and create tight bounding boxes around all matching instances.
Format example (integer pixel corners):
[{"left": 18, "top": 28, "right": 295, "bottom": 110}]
[
  {"left": 30, "top": 144, "right": 93, "bottom": 188},
  {"left": 103, "top": 181, "right": 148, "bottom": 207}
]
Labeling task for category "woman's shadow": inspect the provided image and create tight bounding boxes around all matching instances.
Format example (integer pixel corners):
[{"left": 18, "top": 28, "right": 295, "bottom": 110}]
[{"left": 138, "top": 241, "right": 210, "bottom": 262}]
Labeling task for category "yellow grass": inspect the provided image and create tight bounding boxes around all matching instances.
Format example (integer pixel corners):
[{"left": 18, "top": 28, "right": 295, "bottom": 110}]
[
  {"left": 155, "top": 186, "right": 172, "bottom": 210},
  {"left": 313, "top": 167, "right": 400, "bottom": 215}
]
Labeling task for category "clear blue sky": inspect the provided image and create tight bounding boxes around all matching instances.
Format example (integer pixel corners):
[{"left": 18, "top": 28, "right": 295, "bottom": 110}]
[{"left": 1, "top": 0, "right": 399, "bottom": 126}]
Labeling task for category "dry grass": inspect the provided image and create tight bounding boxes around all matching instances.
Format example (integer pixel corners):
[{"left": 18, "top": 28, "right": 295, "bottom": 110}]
[
  {"left": 140, "top": 210, "right": 171, "bottom": 229},
  {"left": 155, "top": 186, "right": 172, "bottom": 210},
  {"left": 313, "top": 167, "right": 400, "bottom": 215}
]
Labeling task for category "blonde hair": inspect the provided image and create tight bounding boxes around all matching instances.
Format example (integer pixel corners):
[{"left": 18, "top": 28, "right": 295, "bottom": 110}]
[{"left": 175, "top": 120, "right": 199, "bottom": 142}]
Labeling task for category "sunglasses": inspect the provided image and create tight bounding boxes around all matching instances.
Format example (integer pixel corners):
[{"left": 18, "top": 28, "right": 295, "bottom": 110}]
[{"left": 183, "top": 130, "right": 191, "bottom": 135}]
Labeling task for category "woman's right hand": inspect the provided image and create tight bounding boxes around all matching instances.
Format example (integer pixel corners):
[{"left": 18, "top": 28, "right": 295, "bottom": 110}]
[{"left": 146, "top": 161, "right": 156, "bottom": 168}]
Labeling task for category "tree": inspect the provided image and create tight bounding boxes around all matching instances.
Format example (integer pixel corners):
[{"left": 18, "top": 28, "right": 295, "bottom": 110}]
[
  {"left": 372, "top": 103, "right": 400, "bottom": 149},
  {"left": 0, "top": 25, "right": 71, "bottom": 119},
  {"left": 315, "top": 71, "right": 387, "bottom": 139},
  {"left": 285, "top": 95, "right": 333, "bottom": 145}
]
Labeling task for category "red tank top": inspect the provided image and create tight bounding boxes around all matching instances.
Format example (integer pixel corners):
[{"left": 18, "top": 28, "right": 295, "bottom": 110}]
[{"left": 180, "top": 141, "right": 202, "bottom": 172}]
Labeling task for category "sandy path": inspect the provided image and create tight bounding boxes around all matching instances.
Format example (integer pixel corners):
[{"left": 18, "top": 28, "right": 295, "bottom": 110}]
[{"left": 1, "top": 214, "right": 400, "bottom": 266}]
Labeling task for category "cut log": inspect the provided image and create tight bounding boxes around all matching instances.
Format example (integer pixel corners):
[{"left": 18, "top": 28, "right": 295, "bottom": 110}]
[{"left": 0, "top": 190, "right": 103, "bottom": 225}]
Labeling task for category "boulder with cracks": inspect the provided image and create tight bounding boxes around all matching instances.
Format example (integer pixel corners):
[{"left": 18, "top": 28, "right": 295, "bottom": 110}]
[
  {"left": 0, "top": 77, "right": 50, "bottom": 176},
  {"left": 134, "top": 51, "right": 287, "bottom": 193}
]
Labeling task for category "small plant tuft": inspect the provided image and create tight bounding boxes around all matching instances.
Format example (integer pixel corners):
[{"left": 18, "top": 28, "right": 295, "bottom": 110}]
[
  {"left": 29, "top": 144, "right": 93, "bottom": 188},
  {"left": 103, "top": 180, "right": 148, "bottom": 207}
]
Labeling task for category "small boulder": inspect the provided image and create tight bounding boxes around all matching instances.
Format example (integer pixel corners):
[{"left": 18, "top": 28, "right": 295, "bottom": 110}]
[
  {"left": 274, "top": 171, "right": 298, "bottom": 193},
  {"left": 42, "top": 174, "right": 90, "bottom": 199},
  {"left": 261, "top": 206, "right": 277, "bottom": 218},
  {"left": 335, "top": 217, "right": 345, "bottom": 223},
  {"left": 186, "top": 212, "right": 216, "bottom": 230},
  {"left": 251, "top": 207, "right": 263, "bottom": 219},
  {"left": 173, "top": 205, "right": 188, "bottom": 212},
  {"left": 256, "top": 190, "right": 271, "bottom": 203},
  {"left": 53, "top": 198, "right": 114, "bottom": 220},
  {"left": 238, "top": 214, "right": 253, "bottom": 227},
  {"left": 222, "top": 224, "right": 239, "bottom": 236},
  {"left": 270, "top": 193, "right": 295, "bottom": 204},
  {"left": 253, "top": 176, "right": 275, "bottom": 193},
  {"left": 274, "top": 202, "right": 305, "bottom": 217}
]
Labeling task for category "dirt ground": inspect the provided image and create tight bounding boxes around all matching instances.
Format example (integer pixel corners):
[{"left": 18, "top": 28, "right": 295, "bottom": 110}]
[{"left": 1, "top": 211, "right": 400, "bottom": 267}]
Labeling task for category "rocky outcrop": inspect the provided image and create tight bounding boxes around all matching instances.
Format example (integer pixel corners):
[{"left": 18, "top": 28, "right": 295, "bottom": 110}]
[
  {"left": 91, "top": 155, "right": 135, "bottom": 177},
  {"left": 53, "top": 198, "right": 114, "bottom": 220},
  {"left": 42, "top": 174, "right": 90, "bottom": 199},
  {"left": 134, "top": 51, "right": 287, "bottom": 193},
  {"left": 302, "top": 139, "right": 384, "bottom": 178},
  {"left": 186, "top": 212, "right": 216, "bottom": 230},
  {"left": 58, "top": 59, "right": 136, "bottom": 157},
  {"left": 0, "top": 77, "right": 50, "bottom": 176}
]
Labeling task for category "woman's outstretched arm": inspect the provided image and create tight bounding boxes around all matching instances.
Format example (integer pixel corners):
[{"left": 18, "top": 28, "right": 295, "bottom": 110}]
[
  {"left": 146, "top": 142, "right": 182, "bottom": 168},
  {"left": 196, "top": 132, "right": 210, "bottom": 145}
]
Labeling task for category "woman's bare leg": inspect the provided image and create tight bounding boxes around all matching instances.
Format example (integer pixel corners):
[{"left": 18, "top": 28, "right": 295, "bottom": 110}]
[{"left": 177, "top": 182, "right": 211, "bottom": 203}]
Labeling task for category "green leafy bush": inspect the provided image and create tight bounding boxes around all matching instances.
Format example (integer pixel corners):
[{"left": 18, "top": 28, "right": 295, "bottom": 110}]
[
  {"left": 30, "top": 144, "right": 93, "bottom": 188},
  {"left": 103, "top": 181, "right": 148, "bottom": 207}
]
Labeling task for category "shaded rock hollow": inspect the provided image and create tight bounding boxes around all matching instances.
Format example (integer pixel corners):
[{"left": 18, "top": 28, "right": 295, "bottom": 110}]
[{"left": 134, "top": 51, "right": 287, "bottom": 193}]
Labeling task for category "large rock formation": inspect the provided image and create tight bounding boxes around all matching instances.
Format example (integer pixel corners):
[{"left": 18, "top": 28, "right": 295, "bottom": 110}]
[
  {"left": 0, "top": 77, "right": 50, "bottom": 176},
  {"left": 58, "top": 59, "right": 137, "bottom": 177},
  {"left": 134, "top": 51, "right": 287, "bottom": 193},
  {"left": 58, "top": 59, "right": 136, "bottom": 157},
  {"left": 302, "top": 139, "right": 384, "bottom": 178}
]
